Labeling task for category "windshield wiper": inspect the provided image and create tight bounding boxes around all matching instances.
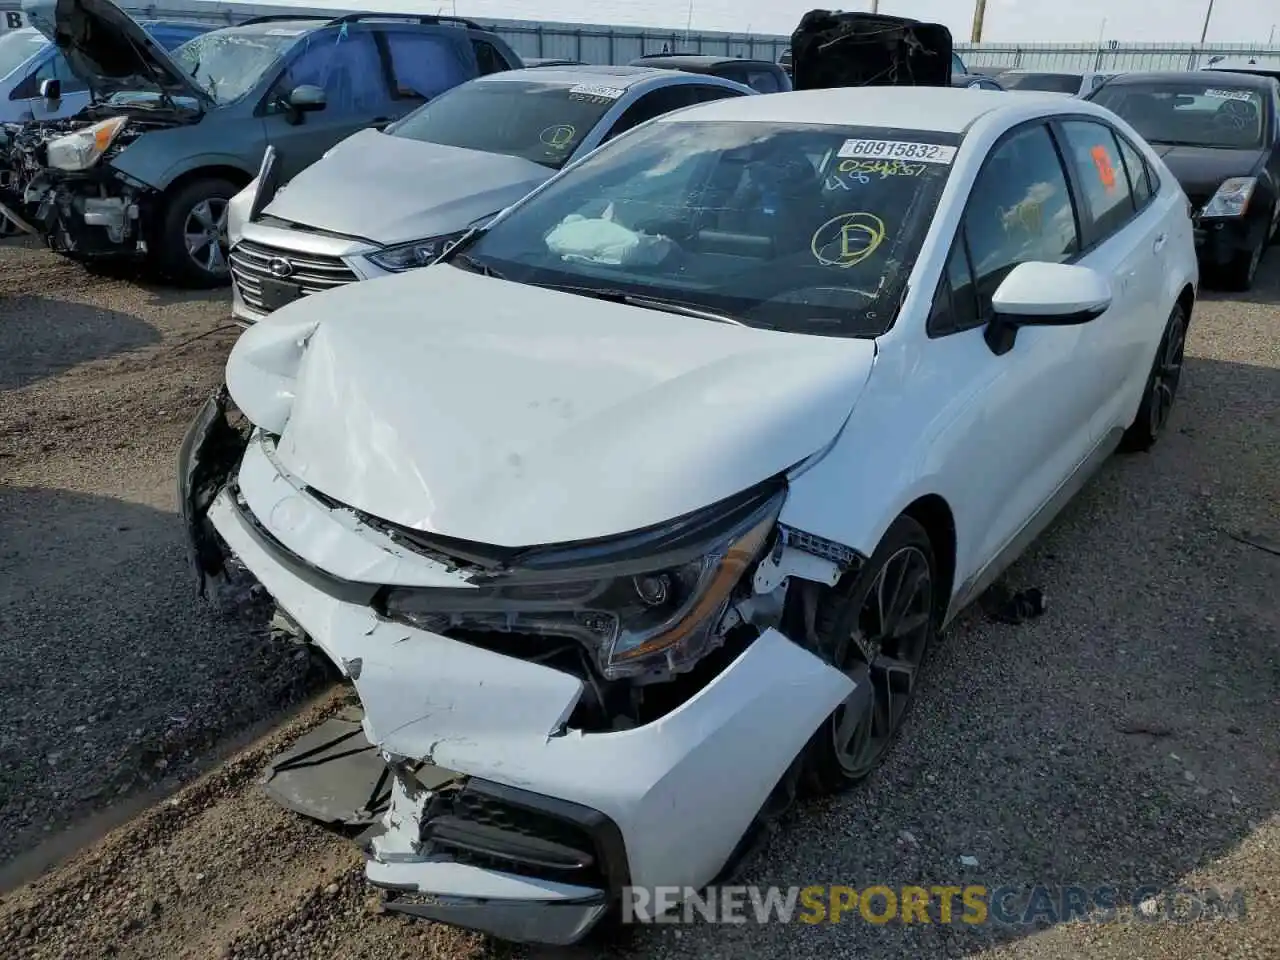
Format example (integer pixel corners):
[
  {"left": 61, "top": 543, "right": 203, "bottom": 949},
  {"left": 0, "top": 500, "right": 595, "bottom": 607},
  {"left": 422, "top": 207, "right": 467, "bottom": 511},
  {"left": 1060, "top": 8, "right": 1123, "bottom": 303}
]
[
  {"left": 450, "top": 251, "right": 504, "bottom": 280},
  {"left": 533, "top": 283, "right": 746, "bottom": 326}
]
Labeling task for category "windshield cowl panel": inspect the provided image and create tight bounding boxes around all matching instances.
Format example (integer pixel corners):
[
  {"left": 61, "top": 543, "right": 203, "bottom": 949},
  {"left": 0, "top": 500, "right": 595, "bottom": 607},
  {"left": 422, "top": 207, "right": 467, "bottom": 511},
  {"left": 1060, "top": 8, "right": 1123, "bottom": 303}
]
[
  {"left": 453, "top": 120, "right": 960, "bottom": 339},
  {"left": 1092, "top": 81, "right": 1267, "bottom": 151}
]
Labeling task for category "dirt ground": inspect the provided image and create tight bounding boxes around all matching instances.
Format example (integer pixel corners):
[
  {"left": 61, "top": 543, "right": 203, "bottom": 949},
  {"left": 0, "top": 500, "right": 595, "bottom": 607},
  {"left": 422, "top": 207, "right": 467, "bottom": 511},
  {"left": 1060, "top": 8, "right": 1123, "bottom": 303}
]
[{"left": 0, "top": 236, "right": 1276, "bottom": 960}]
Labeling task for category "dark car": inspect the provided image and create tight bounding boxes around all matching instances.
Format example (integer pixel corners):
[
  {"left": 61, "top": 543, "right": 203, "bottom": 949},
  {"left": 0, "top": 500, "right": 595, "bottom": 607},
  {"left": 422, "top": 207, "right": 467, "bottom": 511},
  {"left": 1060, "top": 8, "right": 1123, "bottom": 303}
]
[
  {"left": 1, "top": 0, "right": 522, "bottom": 286},
  {"left": 1087, "top": 70, "right": 1280, "bottom": 289},
  {"left": 952, "top": 72, "right": 1004, "bottom": 90},
  {"left": 630, "top": 54, "right": 791, "bottom": 93}
]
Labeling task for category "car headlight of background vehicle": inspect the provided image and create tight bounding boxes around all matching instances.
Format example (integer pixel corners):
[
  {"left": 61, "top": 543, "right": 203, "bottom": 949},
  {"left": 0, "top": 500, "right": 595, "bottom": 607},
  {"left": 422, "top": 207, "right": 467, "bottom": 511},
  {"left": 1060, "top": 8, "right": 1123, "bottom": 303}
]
[
  {"left": 46, "top": 117, "right": 129, "bottom": 172},
  {"left": 381, "top": 493, "right": 782, "bottom": 681},
  {"left": 366, "top": 231, "right": 468, "bottom": 272},
  {"left": 1202, "top": 176, "right": 1256, "bottom": 218}
]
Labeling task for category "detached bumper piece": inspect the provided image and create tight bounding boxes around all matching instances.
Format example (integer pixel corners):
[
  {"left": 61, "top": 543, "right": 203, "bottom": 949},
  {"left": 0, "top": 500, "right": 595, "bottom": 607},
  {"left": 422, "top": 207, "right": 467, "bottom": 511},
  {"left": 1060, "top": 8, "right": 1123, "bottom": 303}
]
[{"left": 367, "top": 768, "right": 627, "bottom": 945}]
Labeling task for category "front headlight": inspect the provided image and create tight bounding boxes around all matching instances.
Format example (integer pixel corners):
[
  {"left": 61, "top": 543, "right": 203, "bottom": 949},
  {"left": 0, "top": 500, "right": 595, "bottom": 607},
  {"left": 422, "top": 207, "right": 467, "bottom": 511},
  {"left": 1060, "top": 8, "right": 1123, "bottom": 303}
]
[
  {"left": 366, "top": 231, "right": 467, "bottom": 272},
  {"left": 382, "top": 490, "right": 783, "bottom": 681},
  {"left": 46, "top": 117, "right": 129, "bottom": 172},
  {"left": 1202, "top": 176, "right": 1256, "bottom": 218}
]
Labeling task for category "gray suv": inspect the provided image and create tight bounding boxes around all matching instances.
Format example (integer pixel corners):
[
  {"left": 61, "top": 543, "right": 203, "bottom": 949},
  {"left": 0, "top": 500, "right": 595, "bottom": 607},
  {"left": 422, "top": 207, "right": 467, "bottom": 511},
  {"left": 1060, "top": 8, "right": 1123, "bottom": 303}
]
[{"left": 2, "top": 0, "right": 520, "bottom": 286}]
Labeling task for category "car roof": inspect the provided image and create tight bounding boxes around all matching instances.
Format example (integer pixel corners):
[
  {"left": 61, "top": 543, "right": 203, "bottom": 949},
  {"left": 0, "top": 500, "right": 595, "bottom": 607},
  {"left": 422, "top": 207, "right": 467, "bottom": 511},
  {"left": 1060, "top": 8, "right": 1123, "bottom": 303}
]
[
  {"left": 1001, "top": 69, "right": 1085, "bottom": 77},
  {"left": 1106, "top": 69, "right": 1276, "bottom": 89},
  {"left": 475, "top": 64, "right": 700, "bottom": 89},
  {"left": 634, "top": 54, "right": 775, "bottom": 69},
  {"left": 660, "top": 86, "right": 1030, "bottom": 133},
  {"left": 219, "top": 18, "right": 344, "bottom": 36}
]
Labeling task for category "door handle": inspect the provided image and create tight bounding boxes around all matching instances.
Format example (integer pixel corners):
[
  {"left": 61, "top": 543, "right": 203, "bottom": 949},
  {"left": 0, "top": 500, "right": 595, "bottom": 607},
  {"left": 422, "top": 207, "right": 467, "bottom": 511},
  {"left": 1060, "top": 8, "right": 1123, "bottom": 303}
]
[{"left": 1153, "top": 232, "right": 1168, "bottom": 253}]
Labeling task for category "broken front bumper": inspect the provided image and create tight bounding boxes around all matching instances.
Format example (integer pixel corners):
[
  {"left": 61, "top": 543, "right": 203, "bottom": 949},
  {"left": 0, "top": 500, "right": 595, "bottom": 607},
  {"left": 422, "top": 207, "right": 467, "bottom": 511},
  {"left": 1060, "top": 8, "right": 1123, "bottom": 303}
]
[{"left": 177, "top": 392, "right": 854, "bottom": 944}]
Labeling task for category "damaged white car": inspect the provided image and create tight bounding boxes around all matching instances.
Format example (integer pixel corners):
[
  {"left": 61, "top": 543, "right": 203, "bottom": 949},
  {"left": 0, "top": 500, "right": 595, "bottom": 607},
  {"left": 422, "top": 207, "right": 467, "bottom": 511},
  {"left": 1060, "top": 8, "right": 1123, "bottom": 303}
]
[{"left": 179, "top": 87, "right": 1197, "bottom": 944}]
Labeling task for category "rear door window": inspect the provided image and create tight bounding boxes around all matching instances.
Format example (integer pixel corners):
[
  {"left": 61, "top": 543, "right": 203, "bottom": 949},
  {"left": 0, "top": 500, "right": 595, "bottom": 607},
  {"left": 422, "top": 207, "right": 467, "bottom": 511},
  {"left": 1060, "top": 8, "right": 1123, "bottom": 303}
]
[
  {"left": 1056, "top": 119, "right": 1138, "bottom": 243},
  {"left": 745, "top": 69, "right": 781, "bottom": 93},
  {"left": 274, "top": 28, "right": 390, "bottom": 116},
  {"left": 382, "top": 30, "right": 473, "bottom": 103},
  {"left": 470, "top": 38, "right": 509, "bottom": 75}
]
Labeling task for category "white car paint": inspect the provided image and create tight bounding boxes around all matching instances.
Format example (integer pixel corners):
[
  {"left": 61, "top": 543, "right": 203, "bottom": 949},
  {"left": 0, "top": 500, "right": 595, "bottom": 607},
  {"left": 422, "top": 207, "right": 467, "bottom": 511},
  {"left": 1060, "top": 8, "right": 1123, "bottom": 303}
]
[
  {"left": 225, "top": 266, "right": 877, "bottom": 546},
  {"left": 192, "top": 85, "right": 1198, "bottom": 944}
]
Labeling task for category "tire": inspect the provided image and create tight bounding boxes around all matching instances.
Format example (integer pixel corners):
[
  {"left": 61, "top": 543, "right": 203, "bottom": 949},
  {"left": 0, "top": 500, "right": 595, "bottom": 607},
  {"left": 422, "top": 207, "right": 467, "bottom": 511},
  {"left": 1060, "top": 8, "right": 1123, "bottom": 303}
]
[
  {"left": 155, "top": 177, "right": 239, "bottom": 288},
  {"left": 1120, "top": 302, "right": 1187, "bottom": 454},
  {"left": 799, "top": 514, "right": 938, "bottom": 795},
  {"left": 1219, "top": 230, "right": 1265, "bottom": 291}
]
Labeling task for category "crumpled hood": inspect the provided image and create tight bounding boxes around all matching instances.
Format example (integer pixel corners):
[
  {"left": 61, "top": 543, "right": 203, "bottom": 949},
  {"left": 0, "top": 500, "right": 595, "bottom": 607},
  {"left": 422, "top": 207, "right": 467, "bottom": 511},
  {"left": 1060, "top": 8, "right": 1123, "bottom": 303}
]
[
  {"left": 22, "top": 0, "right": 212, "bottom": 107},
  {"left": 262, "top": 129, "right": 553, "bottom": 245},
  {"left": 226, "top": 266, "right": 877, "bottom": 547}
]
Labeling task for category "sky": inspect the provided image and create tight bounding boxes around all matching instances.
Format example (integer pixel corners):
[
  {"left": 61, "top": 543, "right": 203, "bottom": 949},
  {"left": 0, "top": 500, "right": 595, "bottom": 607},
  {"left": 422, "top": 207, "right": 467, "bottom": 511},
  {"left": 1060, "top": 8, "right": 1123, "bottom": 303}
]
[{"left": 251, "top": 0, "right": 1280, "bottom": 43}]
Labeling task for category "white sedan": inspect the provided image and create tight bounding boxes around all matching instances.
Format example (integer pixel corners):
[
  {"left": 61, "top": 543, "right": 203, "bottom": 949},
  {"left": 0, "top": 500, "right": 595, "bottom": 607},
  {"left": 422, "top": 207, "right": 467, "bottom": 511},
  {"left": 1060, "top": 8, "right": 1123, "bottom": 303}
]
[{"left": 179, "top": 86, "right": 1197, "bottom": 945}]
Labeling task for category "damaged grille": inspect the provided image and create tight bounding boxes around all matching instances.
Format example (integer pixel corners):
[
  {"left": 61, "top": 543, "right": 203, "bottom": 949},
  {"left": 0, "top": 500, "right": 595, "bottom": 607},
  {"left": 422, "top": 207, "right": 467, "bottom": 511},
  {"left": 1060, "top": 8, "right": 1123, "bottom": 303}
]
[
  {"left": 422, "top": 782, "right": 626, "bottom": 891},
  {"left": 230, "top": 239, "right": 358, "bottom": 313}
]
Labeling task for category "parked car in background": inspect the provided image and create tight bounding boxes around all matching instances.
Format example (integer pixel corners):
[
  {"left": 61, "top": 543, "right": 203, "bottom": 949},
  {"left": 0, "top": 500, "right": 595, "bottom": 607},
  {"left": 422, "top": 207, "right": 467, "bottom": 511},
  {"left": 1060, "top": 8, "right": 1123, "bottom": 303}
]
[
  {"left": 1087, "top": 70, "right": 1280, "bottom": 289},
  {"left": 999, "top": 69, "right": 1116, "bottom": 96},
  {"left": 1201, "top": 55, "right": 1280, "bottom": 83},
  {"left": 227, "top": 65, "right": 754, "bottom": 322},
  {"left": 0, "top": 0, "right": 520, "bottom": 286},
  {"left": 0, "top": 19, "right": 209, "bottom": 122},
  {"left": 182, "top": 85, "right": 1195, "bottom": 947},
  {"left": 967, "top": 63, "right": 1015, "bottom": 78},
  {"left": 953, "top": 72, "right": 1004, "bottom": 90},
  {"left": 630, "top": 54, "right": 791, "bottom": 93}
]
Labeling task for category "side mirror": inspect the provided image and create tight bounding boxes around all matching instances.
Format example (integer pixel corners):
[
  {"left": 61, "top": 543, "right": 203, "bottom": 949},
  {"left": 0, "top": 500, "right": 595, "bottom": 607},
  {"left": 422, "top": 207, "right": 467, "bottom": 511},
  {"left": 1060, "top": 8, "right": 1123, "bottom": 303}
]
[
  {"left": 984, "top": 261, "right": 1111, "bottom": 356},
  {"left": 289, "top": 84, "right": 326, "bottom": 111},
  {"left": 39, "top": 78, "right": 60, "bottom": 101}
]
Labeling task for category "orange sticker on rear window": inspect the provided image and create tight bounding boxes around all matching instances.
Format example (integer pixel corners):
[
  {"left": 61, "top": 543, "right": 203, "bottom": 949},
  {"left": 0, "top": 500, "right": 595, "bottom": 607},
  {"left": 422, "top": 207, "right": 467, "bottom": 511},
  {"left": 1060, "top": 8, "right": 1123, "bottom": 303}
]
[{"left": 1090, "top": 145, "right": 1117, "bottom": 192}]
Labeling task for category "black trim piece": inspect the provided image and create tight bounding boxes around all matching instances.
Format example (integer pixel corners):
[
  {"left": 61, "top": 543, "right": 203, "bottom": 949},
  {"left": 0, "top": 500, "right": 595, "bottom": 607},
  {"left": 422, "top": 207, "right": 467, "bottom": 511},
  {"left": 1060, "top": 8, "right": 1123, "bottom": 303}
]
[
  {"left": 176, "top": 386, "right": 249, "bottom": 596},
  {"left": 382, "top": 896, "right": 608, "bottom": 946},
  {"left": 226, "top": 483, "right": 381, "bottom": 606},
  {"left": 461, "top": 779, "right": 631, "bottom": 894}
]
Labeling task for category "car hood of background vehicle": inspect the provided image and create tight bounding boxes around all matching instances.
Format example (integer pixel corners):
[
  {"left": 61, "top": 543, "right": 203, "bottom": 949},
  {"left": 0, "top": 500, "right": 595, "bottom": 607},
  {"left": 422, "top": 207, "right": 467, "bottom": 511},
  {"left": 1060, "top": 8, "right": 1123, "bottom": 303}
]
[
  {"left": 1151, "top": 143, "right": 1265, "bottom": 199},
  {"left": 262, "top": 129, "right": 554, "bottom": 246},
  {"left": 226, "top": 266, "right": 877, "bottom": 547},
  {"left": 22, "top": 0, "right": 213, "bottom": 107}
]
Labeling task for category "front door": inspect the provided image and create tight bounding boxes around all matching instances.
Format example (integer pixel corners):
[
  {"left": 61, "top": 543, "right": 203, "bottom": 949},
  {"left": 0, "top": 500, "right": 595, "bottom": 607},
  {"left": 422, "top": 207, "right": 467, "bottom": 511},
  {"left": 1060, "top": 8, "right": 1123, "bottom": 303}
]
[{"left": 259, "top": 26, "right": 395, "bottom": 181}]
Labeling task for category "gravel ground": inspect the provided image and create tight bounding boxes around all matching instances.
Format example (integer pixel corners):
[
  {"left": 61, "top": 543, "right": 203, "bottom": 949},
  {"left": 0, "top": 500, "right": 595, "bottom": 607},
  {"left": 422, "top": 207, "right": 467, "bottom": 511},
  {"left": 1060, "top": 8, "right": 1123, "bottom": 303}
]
[
  {"left": 0, "top": 238, "right": 328, "bottom": 876},
  {"left": 0, "top": 238, "right": 1276, "bottom": 960}
]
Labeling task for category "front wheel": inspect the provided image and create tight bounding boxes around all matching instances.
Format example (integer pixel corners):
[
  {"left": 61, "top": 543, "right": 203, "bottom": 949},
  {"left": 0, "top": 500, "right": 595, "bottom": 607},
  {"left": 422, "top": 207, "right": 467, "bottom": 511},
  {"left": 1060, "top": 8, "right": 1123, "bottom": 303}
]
[
  {"left": 800, "top": 514, "right": 938, "bottom": 795},
  {"left": 1220, "top": 231, "right": 1265, "bottom": 291},
  {"left": 155, "top": 177, "right": 239, "bottom": 288},
  {"left": 1120, "top": 303, "right": 1187, "bottom": 453}
]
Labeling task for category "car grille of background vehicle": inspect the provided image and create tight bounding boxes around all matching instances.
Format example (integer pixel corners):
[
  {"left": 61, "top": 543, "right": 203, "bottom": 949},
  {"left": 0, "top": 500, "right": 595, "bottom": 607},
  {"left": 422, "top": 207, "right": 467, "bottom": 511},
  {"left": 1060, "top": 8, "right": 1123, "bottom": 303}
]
[{"left": 230, "top": 239, "right": 359, "bottom": 314}]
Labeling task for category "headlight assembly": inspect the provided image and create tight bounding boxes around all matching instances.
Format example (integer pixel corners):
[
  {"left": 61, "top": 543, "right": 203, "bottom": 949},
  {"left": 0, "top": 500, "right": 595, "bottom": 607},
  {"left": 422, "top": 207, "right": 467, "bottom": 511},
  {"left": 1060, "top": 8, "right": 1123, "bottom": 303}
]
[
  {"left": 1202, "top": 176, "right": 1256, "bottom": 218},
  {"left": 46, "top": 117, "right": 129, "bottom": 172},
  {"left": 366, "top": 231, "right": 467, "bottom": 272},
  {"left": 381, "top": 487, "right": 784, "bottom": 681}
]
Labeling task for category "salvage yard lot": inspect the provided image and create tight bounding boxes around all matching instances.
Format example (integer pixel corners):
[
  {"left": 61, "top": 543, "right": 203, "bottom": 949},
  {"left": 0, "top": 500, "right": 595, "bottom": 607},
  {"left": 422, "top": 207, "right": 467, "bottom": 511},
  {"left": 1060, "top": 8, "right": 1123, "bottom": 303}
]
[{"left": 0, "top": 233, "right": 1277, "bottom": 959}]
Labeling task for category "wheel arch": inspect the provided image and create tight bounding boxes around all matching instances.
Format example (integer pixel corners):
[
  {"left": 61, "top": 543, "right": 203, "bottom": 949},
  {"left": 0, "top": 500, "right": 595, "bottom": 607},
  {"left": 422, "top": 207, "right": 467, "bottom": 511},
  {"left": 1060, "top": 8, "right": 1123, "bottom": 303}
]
[
  {"left": 1176, "top": 282, "right": 1195, "bottom": 324},
  {"left": 159, "top": 165, "right": 255, "bottom": 202},
  {"left": 900, "top": 494, "right": 957, "bottom": 626}
]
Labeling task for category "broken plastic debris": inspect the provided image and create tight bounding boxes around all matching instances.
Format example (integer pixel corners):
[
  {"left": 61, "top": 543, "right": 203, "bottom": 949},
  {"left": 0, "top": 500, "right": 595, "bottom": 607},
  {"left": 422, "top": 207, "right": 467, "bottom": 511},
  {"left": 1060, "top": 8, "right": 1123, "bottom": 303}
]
[
  {"left": 959, "top": 855, "right": 979, "bottom": 867},
  {"left": 979, "top": 584, "right": 1047, "bottom": 625}
]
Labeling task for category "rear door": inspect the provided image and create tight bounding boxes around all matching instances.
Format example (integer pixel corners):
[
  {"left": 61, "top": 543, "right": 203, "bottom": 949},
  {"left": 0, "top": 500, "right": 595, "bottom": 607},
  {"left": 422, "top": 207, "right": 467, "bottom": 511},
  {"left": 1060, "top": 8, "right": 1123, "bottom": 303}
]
[
  {"left": 259, "top": 25, "right": 397, "bottom": 180},
  {"left": 1051, "top": 116, "right": 1164, "bottom": 436}
]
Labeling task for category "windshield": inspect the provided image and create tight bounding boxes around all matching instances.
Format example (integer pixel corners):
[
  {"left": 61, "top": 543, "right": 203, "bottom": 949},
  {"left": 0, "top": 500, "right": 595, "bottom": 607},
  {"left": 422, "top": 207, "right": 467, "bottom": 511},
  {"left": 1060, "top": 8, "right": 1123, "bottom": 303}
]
[
  {"left": 1001, "top": 72, "right": 1082, "bottom": 93},
  {"left": 1090, "top": 80, "right": 1266, "bottom": 149},
  {"left": 454, "top": 120, "right": 959, "bottom": 338},
  {"left": 389, "top": 79, "right": 623, "bottom": 169},
  {"left": 170, "top": 29, "right": 300, "bottom": 105},
  {"left": 0, "top": 29, "right": 46, "bottom": 82}
]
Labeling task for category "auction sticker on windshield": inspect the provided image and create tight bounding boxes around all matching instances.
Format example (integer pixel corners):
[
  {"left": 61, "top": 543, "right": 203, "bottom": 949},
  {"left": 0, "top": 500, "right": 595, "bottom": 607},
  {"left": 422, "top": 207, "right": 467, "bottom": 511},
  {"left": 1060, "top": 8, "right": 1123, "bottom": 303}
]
[
  {"left": 838, "top": 139, "right": 957, "bottom": 164},
  {"left": 1203, "top": 88, "right": 1254, "bottom": 101},
  {"left": 568, "top": 83, "right": 626, "bottom": 100}
]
